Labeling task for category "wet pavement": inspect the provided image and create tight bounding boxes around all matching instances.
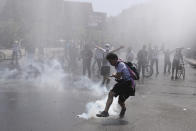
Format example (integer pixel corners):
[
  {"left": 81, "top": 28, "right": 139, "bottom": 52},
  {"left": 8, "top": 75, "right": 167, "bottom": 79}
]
[{"left": 0, "top": 63, "right": 196, "bottom": 131}]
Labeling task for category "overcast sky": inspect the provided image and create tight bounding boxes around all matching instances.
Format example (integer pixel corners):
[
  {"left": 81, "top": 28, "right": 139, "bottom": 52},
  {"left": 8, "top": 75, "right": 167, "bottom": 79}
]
[{"left": 66, "top": 0, "right": 148, "bottom": 16}]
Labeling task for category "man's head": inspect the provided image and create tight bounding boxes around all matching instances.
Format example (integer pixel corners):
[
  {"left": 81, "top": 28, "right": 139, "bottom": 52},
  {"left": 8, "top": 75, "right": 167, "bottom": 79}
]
[
  {"left": 105, "top": 43, "right": 110, "bottom": 50},
  {"left": 106, "top": 53, "right": 118, "bottom": 66}
]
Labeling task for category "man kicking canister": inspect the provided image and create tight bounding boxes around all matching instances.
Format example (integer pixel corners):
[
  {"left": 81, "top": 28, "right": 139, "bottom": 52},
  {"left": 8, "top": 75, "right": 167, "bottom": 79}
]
[{"left": 96, "top": 53, "right": 135, "bottom": 118}]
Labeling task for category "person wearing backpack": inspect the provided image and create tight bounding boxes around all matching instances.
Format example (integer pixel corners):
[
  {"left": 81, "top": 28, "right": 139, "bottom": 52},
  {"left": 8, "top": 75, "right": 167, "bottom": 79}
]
[{"left": 96, "top": 53, "right": 135, "bottom": 118}]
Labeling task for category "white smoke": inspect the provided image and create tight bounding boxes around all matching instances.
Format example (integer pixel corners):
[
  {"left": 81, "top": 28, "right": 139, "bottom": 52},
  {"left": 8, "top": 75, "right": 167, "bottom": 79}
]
[
  {"left": 72, "top": 76, "right": 108, "bottom": 97},
  {"left": 0, "top": 68, "right": 18, "bottom": 80},
  {"left": 0, "top": 58, "right": 122, "bottom": 120},
  {"left": 33, "top": 60, "right": 66, "bottom": 89},
  {"left": 0, "top": 58, "right": 66, "bottom": 89},
  {"left": 77, "top": 96, "right": 120, "bottom": 119},
  {"left": 75, "top": 77, "right": 122, "bottom": 119}
]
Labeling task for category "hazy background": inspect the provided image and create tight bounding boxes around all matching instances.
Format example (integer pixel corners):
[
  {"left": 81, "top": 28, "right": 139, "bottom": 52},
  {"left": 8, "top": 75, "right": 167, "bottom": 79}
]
[
  {"left": 105, "top": 0, "right": 196, "bottom": 49},
  {"left": 0, "top": 0, "right": 196, "bottom": 50},
  {"left": 67, "top": 0, "right": 148, "bottom": 16}
]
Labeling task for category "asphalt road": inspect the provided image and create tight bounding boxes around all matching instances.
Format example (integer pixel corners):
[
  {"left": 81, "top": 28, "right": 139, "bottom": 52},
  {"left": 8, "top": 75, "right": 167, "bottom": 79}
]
[{"left": 0, "top": 63, "right": 196, "bottom": 131}]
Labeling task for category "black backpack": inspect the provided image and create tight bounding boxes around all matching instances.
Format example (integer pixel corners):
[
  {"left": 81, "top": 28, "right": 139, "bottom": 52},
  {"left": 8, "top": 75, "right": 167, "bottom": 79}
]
[{"left": 124, "top": 62, "right": 140, "bottom": 80}]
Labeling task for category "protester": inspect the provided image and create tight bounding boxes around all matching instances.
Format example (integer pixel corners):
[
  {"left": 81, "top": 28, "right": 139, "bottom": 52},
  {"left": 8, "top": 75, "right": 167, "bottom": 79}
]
[
  {"left": 163, "top": 49, "right": 174, "bottom": 74},
  {"left": 96, "top": 53, "right": 135, "bottom": 118},
  {"left": 92, "top": 46, "right": 103, "bottom": 78},
  {"left": 11, "top": 40, "right": 20, "bottom": 65},
  {"left": 171, "top": 48, "right": 184, "bottom": 80},
  {"left": 151, "top": 45, "right": 161, "bottom": 76},
  {"left": 80, "top": 44, "right": 93, "bottom": 78},
  {"left": 137, "top": 45, "right": 148, "bottom": 80}
]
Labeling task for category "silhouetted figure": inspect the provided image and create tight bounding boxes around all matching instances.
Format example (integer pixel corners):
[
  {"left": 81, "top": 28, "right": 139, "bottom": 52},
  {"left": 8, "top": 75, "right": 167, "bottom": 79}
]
[
  {"left": 11, "top": 41, "right": 20, "bottom": 66},
  {"left": 151, "top": 45, "right": 161, "bottom": 76},
  {"left": 163, "top": 49, "right": 174, "bottom": 74},
  {"left": 137, "top": 45, "right": 148, "bottom": 80},
  {"left": 92, "top": 47, "right": 103, "bottom": 78},
  {"left": 171, "top": 48, "right": 183, "bottom": 80},
  {"left": 80, "top": 44, "right": 93, "bottom": 78}
]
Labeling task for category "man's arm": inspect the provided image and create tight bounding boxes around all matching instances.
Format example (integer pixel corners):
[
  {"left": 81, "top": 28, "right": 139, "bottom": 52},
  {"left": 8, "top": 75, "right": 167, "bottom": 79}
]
[
  {"left": 95, "top": 45, "right": 105, "bottom": 52},
  {"left": 111, "top": 72, "right": 122, "bottom": 79},
  {"left": 110, "top": 46, "right": 124, "bottom": 53}
]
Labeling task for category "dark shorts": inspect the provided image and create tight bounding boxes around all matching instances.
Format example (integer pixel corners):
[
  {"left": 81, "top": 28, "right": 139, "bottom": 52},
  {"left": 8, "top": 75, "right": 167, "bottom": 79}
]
[
  {"left": 101, "top": 66, "right": 110, "bottom": 76},
  {"left": 172, "top": 59, "right": 180, "bottom": 69},
  {"left": 111, "top": 80, "right": 135, "bottom": 102}
]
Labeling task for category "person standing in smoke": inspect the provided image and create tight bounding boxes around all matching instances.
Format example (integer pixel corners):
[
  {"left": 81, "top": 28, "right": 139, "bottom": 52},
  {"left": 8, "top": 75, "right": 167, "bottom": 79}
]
[
  {"left": 163, "top": 49, "right": 175, "bottom": 74},
  {"left": 68, "top": 40, "right": 79, "bottom": 74},
  {"left": 24, "top": 40, "right": 35, "bottom": 63},
  {"left": 11, "top": 40, "right": 20, "bottom": 66},
  {"left": 147, "top": 43, "right": 153, "bottom": 65},
  {"left": 96, "top": 53, "right": 135, "bottom": 118},
  {"left": 80, "top": 44, "right": 93, "bottom": 78},
  {"left": 150, "top": 45, "right": 162, "bottom": 76},
  {"left": 92, "top": 45, "right": 103, "bottom": 78},
  {"left": 171, "top": 48, "right": 184, "bottom": 80},
  {"left": 137, "top": 45, "right": 148, "bottom": 80},
  {"left": 96, "top": 43, "right": 124, "bottom": 88}
]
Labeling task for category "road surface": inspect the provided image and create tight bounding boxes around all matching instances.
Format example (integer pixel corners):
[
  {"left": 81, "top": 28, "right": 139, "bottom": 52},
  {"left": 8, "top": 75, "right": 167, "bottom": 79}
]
[{"left": 0, "top": 63, "right": 196, "bottom": 131}]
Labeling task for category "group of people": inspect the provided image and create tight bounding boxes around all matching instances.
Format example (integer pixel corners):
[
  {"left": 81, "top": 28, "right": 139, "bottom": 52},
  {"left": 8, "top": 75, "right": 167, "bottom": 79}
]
[
  {"left": 126, "top": 44, "right": 184, "bottom": 81},
  {"left": 10, "top": 40, "right": 185, "bottom": 119},
  {"left": 96, "top": 44, "right": 184, "bottom": 119},
  {"left": 10, "top": 39, "right": 185, "bottom": 82}
]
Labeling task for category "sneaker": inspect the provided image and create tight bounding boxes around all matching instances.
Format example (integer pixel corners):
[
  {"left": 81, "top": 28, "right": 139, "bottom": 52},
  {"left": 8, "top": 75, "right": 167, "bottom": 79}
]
[
  {"left": 96, "top": 111, "right": 109, "bottom": 117},
  {"left": 119, "top": 108, "right": 126, "bottom": 118}
]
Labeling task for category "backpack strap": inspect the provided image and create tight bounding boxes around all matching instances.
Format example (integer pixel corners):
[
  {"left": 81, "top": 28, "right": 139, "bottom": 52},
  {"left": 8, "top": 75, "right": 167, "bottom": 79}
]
[{"left": 117, "top": 60, "right": 136, "bottom": 88}]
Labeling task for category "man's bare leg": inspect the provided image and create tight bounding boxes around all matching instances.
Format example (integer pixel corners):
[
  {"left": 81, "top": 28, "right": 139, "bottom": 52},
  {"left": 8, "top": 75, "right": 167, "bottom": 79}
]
[
  {"left": 104, "top": 91, "right": 115, "bottom": 112},
  {"left": 96, "top": 91, "right": 115, "bottom": 117},
  {"left": 118, "top": 99, "right": 126, "bottom": 118}
]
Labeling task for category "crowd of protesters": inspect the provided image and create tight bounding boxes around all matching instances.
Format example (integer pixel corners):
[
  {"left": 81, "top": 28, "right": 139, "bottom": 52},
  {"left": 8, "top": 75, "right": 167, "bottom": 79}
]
[{"left": 9, "top": 39, "right": 186, "bottom": 83}]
